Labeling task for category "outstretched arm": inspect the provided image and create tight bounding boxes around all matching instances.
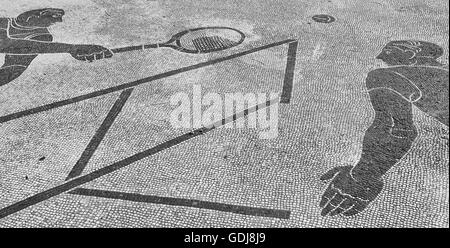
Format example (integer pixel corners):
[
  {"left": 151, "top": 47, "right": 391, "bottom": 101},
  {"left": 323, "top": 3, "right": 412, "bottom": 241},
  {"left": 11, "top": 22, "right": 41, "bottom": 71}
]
[
  {"left": 351, "top": 88, "right": 417, "bottom": 180},
  {"left": 0, "top": 24, "right": 112, "bottom": 61},
  {"left": 0, "top": 23, "right": 71, "bottom": 54},
  {"left": 1, "top": 37, "right": 74, "bottom": 54},
  {"left": 319, "top": 72, "right": 419, "bottom": 217}
]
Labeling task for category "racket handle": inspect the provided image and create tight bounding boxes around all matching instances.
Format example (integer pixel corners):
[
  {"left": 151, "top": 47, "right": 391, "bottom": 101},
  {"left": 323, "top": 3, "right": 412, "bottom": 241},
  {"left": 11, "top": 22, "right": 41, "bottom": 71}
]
[{"left": 111, "top": 44, "right": 160, "bottom": 54}]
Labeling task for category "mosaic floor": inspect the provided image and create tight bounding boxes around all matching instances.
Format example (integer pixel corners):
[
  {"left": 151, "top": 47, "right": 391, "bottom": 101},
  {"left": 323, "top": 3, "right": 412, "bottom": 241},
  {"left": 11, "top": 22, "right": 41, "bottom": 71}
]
[{"left": 0, "top": 0, "right": 448, "bottom": 227}]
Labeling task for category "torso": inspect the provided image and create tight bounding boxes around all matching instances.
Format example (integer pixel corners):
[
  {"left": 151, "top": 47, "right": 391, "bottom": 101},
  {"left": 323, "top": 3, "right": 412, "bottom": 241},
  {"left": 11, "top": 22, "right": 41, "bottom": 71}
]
[
  {"left": 0, "top": 18, "right": 51, "bottom": 42},
  {"left": 0, "top": 18, "right": 8, "bottom": 41},
  {"left": 367, "top": 66, "right": 449, "bottom": 127}
]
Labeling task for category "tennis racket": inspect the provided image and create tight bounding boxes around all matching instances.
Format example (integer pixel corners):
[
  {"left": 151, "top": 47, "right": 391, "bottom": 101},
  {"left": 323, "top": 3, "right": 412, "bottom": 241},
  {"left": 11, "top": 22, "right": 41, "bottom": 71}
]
[{"left": 111, "top": 27, "right": 245, "bottom": 54}]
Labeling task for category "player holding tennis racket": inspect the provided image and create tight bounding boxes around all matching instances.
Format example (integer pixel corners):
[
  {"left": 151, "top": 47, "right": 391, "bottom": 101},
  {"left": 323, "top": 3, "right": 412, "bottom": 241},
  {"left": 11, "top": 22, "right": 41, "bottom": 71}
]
[
  {"left": 1, "top": 8, "right": 245, "bottom": 87},
  {"left": 0, "top": 8, "right": 113, "bottom": 87}
]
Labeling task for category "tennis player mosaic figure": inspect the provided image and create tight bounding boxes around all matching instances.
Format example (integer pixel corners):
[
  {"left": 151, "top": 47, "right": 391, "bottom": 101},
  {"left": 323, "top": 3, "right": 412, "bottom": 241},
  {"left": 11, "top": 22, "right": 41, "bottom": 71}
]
[
  {"left": 1, "top": 9, "right": 448, "bottom": 220},
  {"left": 0, "top": 9, "right": 245, "bottom": 87},
  {"left": 0, "top": 8, "right": 113, "bottom": 87},
  {"left": 319, "top": 40, "right": 448, "bottom": 217}
]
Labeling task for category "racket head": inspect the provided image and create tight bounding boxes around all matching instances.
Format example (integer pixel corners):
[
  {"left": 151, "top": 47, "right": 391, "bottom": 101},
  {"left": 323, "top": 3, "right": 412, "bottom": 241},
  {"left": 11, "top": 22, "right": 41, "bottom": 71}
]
[{"left": 167, "top": 27, "right": 245, "bottom": 54}]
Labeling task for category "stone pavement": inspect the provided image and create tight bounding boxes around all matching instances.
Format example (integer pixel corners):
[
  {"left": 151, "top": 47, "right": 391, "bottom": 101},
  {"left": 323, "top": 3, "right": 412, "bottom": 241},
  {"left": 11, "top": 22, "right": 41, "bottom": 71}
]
[{"left": 0, "top": 0, "right": 448, "bottom": 227}]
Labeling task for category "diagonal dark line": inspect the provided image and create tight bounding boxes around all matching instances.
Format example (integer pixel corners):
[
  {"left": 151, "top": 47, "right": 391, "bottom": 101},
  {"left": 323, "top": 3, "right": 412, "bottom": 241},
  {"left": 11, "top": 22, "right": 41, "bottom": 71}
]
[
  {"left": 280, "top": 41, "right": 299, "bottom": 104},
  {"left": 65, "top": 88, "right": 134, "bottom": 180},
  {"left": 0, "top": 98, "right": 279, "bottom": 219},
  {"left": 69, "top": 188, "right": 290, "bottom": 219},
  {"left": 0, "top": 39, "right": 296, "bottom": 124}
]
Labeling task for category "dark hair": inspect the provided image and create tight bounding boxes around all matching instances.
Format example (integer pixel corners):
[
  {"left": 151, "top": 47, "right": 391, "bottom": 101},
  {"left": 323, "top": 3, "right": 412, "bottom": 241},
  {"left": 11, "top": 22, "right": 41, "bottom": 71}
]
[
  {"left": 385, "top": 40, "right": 443, "bottom": 60},
  {"left": 17, "top": 8, "right": 65, "bottom": 22}
]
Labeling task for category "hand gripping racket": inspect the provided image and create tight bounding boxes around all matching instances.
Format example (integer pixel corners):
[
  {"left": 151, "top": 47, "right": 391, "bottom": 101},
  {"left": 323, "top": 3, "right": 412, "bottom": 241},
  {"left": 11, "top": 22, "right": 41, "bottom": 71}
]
[{"left": 111, "top": 27, "right": 245, "bottom": 54}]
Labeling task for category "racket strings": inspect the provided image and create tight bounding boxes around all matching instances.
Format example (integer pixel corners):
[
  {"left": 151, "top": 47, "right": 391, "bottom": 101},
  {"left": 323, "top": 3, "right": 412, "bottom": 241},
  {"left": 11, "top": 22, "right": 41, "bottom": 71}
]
[
  {"left": 192, "top": 36, "right": 235, "bottom": 52},
  {"left": 179, "top": 28, "right": 243, "bottom": 53}
]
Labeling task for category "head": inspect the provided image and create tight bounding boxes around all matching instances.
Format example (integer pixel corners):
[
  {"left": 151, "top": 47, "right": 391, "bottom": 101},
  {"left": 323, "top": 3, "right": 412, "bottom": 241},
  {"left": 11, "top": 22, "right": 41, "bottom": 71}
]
[
  {"left": 376, "top": 40, "right": 444, "bottom": 66},
  {"left": 15, "top": 8, "right": 65, "bottom": 28}
]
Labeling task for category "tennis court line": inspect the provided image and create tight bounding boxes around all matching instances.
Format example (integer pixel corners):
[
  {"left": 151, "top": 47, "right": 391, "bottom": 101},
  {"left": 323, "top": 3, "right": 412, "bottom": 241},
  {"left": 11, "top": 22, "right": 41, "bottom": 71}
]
[
  {"left": 65, "top": 88, "right": 134, "bottom": 180},
  {"left": 280, "top": 41, "right": 298, "bottom": 104},
  {"left": 0, "top": 98, "right": 279, "bottom": 219},
  {"left": 69, "top": 188, "right": 291, "bottom": 219},
  {"left": 0, "top": 39, "right": 296, "bottom": 124}
]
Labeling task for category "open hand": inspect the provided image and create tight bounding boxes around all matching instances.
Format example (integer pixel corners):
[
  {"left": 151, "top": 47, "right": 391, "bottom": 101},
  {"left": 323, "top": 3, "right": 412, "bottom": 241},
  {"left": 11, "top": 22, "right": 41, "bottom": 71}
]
[
  {"left": 319, "top": 166, "right": 383, "bottom": 216},
  {"left": 69, "top": 44, "right": 113, "bottom": 62}
]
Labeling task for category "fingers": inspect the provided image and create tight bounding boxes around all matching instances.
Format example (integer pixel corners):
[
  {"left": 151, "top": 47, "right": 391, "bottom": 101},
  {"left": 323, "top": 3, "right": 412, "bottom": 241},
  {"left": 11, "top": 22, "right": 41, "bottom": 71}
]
[
  {"left": 320, "top": 193, "right": 367, "bottom": 217},
  {"left": 342, "top": 201, "right": 366, "bottom": 216},
  {"left": 319, "top": 184, "right": 365, "bottom": 217},
  {"left": 76, "top": 51, "right": 112, "bottom": 62},
  {"left": 319, "top": 186, "right": 336, "bottom": 208},
  {"left": 321, "top": 193, "right": 345, "bottom": 216},
  {"left": 72, "top": 46, "right": 113, "bottom": 62},
  {"left": 75, "top": 54, "right": 86, "bottom": 61},
  {"left": 329, "top": 199, "right": 353, "bottom": 216},
  {"left": 103, "top": 49, "right": 113, "bottom": 58},
  {"left": 95, "top": 49, "right": 113, "bottom": 60},
  {"left": 86, "top": 53, "right": 95, "bottom": 62},
  {"left": 328, "top": 206, "right": 345, "bottom": 216},
  {"left": 342, "top": 207, "right": 359, "bottom": 216},
  {"left": 320, "top": 166, "right": 345, "bottom": 181},
  {"left": 95, "top": 52, "right": 104, "bottom": 60}
]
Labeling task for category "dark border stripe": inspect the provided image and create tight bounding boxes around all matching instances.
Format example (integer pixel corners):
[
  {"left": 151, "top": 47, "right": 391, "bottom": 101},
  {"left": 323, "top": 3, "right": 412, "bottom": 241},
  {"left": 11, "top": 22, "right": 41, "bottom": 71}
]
[
  {"left": 69, "top": 188, "right": 290, "bottom": 219},
  {"left": 0, "top": 39, "right": 296, "bottom": 124},
  {"left": 65, "top": 89, "right": 134, "bottom": 180},
  {"left": 280, "top": 41, "right": 298, "bottom": 104},
  {"left": 0, "top": 98, "right": 279, "bottom": 219}
]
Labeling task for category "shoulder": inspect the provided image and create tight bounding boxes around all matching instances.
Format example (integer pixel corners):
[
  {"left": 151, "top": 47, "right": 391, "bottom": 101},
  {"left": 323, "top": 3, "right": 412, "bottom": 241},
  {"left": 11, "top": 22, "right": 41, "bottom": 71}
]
[
  {"left": 366, "top": 68, "right": 402, "bottom": 88},
  {"left": 366, "top": 67, "right": 422, "bottom": 102},
  {"left": 366, "top": 68, "right": 397, "bottom": 80}
]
